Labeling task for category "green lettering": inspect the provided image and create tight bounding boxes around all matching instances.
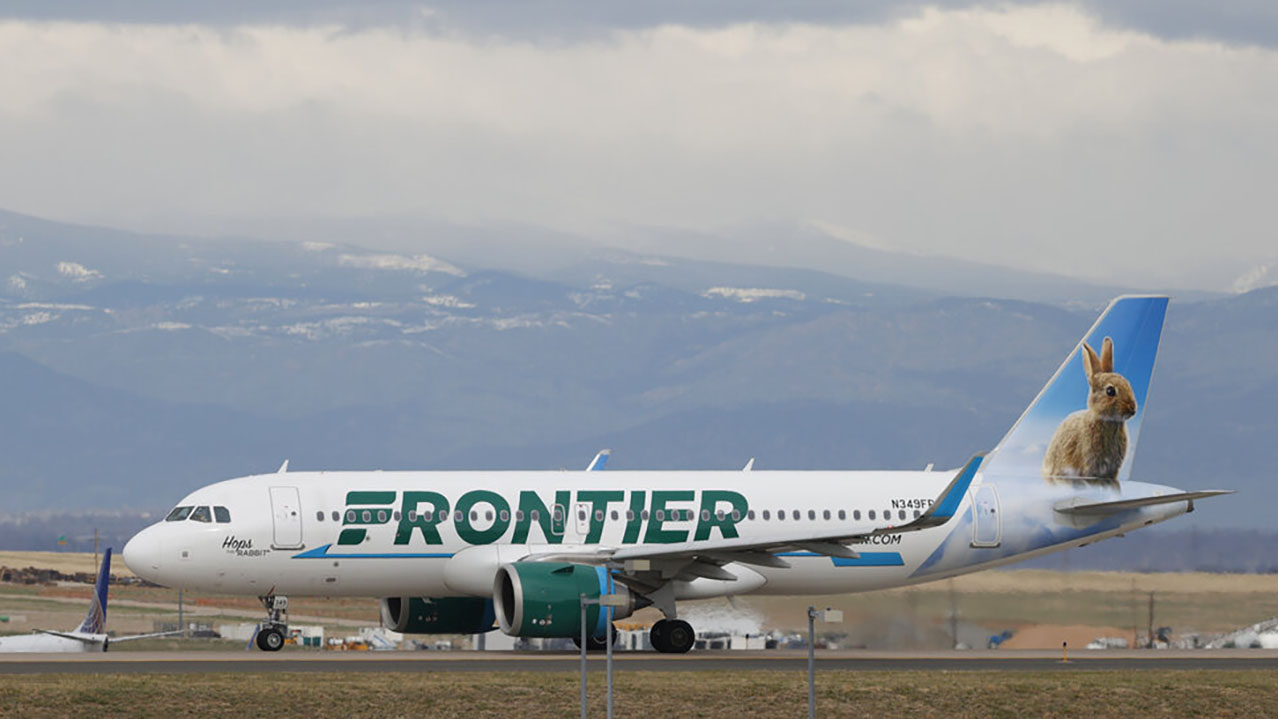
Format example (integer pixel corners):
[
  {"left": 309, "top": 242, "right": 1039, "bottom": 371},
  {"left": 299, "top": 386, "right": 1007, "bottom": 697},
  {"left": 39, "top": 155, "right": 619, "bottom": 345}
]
[
  {"left": 694, "top": 490, "right": 749, "bottom": 541},
  {"left": 576, "top": 490, "right": 624, "bottom": 543},
  {"left": 623, "top": 491, "right": 645, "bottom": 544},
  {"left": 512, "top": 490, "right": 569, "bottom": 544},
  {"left": 455, "top": 490, "right": 511, "bottom": 545},
  {"left": 644, "top": 490, "right": 693, "bottom": 543},
  {"left": 395, "top": 491, "right": 450, "bottom": 546}
]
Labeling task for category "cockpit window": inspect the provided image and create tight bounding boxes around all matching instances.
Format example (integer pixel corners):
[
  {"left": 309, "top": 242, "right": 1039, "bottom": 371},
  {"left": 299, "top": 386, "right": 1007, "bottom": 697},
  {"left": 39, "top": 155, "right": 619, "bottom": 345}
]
[
  {"left": 190, "top": 506, "right": 212, "bottom": 523},
  {"left": 165, "top": 506, "right": 194, "bottom": 522},
  {"left": 214, "top": 506, "right": 231, "bottom": 524}
]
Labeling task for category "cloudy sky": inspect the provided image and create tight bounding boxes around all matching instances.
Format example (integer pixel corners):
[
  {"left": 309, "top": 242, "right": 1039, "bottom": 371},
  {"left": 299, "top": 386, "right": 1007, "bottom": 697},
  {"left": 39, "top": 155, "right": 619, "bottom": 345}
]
[{"left": 1, "top": 1, "right": 1275, "bottom": 289}]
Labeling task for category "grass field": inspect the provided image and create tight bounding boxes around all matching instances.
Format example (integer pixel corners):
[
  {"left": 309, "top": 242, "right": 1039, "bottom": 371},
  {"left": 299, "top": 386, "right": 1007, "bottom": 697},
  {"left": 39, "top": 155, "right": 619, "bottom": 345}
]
[{"left": 1, "top": 670, "right": 1275, "bottom": 718}]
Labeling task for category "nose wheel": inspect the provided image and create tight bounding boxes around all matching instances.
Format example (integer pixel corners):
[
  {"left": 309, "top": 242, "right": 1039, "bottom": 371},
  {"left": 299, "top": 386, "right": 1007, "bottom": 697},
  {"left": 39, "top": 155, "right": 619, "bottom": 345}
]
[
  {"left": 649, "top": 618, "right": 695, "bottom": 653},
  {"left": 254, "top": 595, "right": 289, "bottom": 652}
]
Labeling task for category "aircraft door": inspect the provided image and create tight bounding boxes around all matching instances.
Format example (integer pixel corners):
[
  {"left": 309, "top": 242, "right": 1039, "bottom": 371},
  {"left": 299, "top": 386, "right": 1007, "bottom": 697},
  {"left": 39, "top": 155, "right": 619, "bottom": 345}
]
[
  {"left": 570, "top": 502, "right": 592, "bottom": 544},
  {"left": 970, "top": 484, "right": 1001, "bottom": 548},
  {"left": 269, "top": 486, "right": 304, "bottom": 549}
]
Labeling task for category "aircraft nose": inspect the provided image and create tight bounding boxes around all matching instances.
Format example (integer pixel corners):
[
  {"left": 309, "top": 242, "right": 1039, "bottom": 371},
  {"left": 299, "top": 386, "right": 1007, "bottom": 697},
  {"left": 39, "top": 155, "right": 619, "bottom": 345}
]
[{"left": 122, "top": 526, "right": 163, "bottom": 582}]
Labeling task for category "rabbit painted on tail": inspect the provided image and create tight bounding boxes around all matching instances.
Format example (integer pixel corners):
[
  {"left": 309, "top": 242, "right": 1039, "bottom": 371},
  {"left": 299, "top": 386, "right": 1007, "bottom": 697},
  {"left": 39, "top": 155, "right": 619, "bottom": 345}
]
[{"left": 1042, "top": 337, "right": 1137, "bottom": 486}]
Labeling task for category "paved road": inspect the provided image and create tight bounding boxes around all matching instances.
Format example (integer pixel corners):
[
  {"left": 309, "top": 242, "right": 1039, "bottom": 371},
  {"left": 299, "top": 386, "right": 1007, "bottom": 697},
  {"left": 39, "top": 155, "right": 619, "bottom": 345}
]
[{"left": 3, "top": 650, "right": 1277, "bottom": 675}]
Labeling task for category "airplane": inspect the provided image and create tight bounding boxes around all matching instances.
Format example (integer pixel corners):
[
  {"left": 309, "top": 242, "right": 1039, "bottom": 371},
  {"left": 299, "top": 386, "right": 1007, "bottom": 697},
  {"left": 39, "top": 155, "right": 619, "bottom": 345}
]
[
  {"left": 0, "top": 548, "right": 178, "bottom": 652},
  {"left": 123, "top": 296, "right": 1230, "bottom": 653}
]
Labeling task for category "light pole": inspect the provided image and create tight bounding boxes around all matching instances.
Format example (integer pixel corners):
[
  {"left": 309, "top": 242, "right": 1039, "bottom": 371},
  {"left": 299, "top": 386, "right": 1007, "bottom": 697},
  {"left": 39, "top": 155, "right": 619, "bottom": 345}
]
[
  {"left": 806, "top": 606, "right": 843, "bottom": 719},
  {"left": 580, "top": 591, "right": 628, "bottom": 719}
]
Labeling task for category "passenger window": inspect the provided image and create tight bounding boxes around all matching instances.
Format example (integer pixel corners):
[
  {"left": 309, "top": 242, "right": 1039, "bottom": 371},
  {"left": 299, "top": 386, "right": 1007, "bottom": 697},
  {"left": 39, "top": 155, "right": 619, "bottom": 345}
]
[
  {"left": 594, "top": 510, "right": 603, "bottom": 522},
  {"left": 424, "top": 509, "right": 434, "bottom": 521},
  {"left": 408, "top": 511, "right": 418, "bottom": 522},
  {"left": 792, "top": 510, "right": 800, "bottom": 521},
  {"left": 747, "top": 510, "right": 755, "bottom": 520},
  {"left": 214, "top": 506, "right": 231, "bottom": 523},
  {"left": 394, "top": 511, "right": 401, "bottom": 521},
  {"left": 899, "top": 510, "right": 907, "bottom": 520},
  {"left": 701, "top": 510, "right": 710, "bottom": 521},
  {"left": 854, "top": 510, "right": 861, "bottom": 520},
  {"left": 331, "top": 511, "right": 339, "bottom": 522},
  {"left": 316, "top": 511, "right": 325, "bottom": 521},
  {"left": 823, "top": 510, "right": 831, "bottom": 520},
  {"left": 868, "top": 510, "right": 876, "bottom": 520},
  {"left": 190, "top": 506, "right": 212, "bottom": 523},
  {"left": 655, "top": 510, "right": 665, "bottom": 521},
  {"left": 346, "top": 510, "right": 356, "bottom": 522},
  {"left": 501, "top": 510, "right": 511, "bottom": 522},
  {"left": 362, "top": 510, "right": 372, "bottom": 522},
  {"left": 777, "top": 511, "right": 785, "bottom": 522},
  {"left": 377, "top": 510, "right": 388, "bottom": 523},
  {"left": 640, "top": 510, "right": 649, "bottom": 520},
  {"left": 838, "top": 510, "right": 846, "bottom": 521},
  {"left": 808, "top": 510, "right": 816, "bottom": 520},
  {"left": 625, "top": 510, "right": 633, "bottom": 520},
  {"left": 610, "top": 510, "right": 618, "bottom": 521},
  {"left": 165, "top": 506, "right": 193, "bottom": 522},
  {"left": 763, "top": 510, "right": 771, "bottom": 520},
  {"left": 731, "top": 510, "right": 741, "bottom": 521},
  {"left": 914, "top": 510, "right": 921, "bottom": 518}
]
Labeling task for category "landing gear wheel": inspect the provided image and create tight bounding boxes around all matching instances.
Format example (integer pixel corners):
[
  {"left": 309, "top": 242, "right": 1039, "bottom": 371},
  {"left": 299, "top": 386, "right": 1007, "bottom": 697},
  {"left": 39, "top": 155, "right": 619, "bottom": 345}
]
[
  {"left": 650, "top": 618, "right": 695, "bottom": 654},
  {"left": 572, "top": 624, "right": 615, "bottom": 651},
  {"left": 256, "top": 626, "right": 285, "bottom": 652}
]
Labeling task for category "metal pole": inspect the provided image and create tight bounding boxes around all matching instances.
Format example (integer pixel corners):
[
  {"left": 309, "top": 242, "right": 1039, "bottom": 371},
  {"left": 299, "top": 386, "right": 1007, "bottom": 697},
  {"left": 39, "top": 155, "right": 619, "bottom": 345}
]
[
  {"left": 580, "top": 594, "right": 588, "bottom": 719},
  {"left": 807, "top": 606, "right": 815, "bottom": 719},
  {"left": 606, "top": 604, "right": 614, "bottom": 719}
]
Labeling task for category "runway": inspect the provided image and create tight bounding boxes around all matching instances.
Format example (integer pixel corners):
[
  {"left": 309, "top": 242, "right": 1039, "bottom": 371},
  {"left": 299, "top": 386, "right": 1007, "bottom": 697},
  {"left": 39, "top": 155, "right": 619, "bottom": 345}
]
[{"left": 3, "top": 649, "right": 1277, "bottom": 674}]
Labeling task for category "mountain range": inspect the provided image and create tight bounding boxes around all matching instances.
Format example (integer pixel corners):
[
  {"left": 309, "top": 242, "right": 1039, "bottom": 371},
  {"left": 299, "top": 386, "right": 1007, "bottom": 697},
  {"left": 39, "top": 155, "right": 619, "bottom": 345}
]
[{"left": 0, "top": 208, "right": 1273, "bottom": 533}]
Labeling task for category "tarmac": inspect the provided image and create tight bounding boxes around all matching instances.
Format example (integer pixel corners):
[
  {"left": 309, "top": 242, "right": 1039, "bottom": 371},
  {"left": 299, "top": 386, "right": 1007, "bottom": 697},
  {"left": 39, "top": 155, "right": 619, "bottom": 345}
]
[{"left": 3, "top": 649, "right": 1277, "bottom": 674}]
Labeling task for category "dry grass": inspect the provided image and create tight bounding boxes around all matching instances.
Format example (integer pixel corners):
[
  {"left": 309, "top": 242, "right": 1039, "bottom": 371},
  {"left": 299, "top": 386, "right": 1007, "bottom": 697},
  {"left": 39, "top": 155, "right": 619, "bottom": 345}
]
[{"left": 1, "top": 670, "right": 1276, "bottom": 718}]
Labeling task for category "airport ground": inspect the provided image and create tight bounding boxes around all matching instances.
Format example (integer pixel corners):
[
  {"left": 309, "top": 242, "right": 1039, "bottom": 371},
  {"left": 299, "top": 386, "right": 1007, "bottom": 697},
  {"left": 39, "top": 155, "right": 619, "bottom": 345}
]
[
  {"left": 2, "top": 667, "right": 1277, "bottom": 718},
  {"left": 5, "top": 551, "right": 1278, "bottom": 650}
]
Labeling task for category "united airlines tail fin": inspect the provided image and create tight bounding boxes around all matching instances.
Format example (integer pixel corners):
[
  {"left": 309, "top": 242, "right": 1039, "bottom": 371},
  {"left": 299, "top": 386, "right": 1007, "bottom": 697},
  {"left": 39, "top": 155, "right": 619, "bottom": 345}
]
[
  {"left": 76, "top": 547, "right": 111, "bottom": 635},
  {"left": 981, "top": 296, "right": 1169, "bottom": 486}
]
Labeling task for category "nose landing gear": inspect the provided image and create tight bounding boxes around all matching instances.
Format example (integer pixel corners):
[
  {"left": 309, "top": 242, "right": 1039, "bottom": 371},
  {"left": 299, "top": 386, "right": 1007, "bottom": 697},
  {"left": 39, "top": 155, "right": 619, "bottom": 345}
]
[
  {"left": 649, "top": 618, "right": 695, "bottom": 654},
  {"left": 254, "top": 595, "right": 289, "bottom": 652}
]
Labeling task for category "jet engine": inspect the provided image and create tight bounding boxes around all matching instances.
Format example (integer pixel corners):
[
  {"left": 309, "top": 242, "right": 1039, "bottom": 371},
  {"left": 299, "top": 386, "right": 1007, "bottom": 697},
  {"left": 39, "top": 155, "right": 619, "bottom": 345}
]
[
  {"left": 493, "top": 562, "right": 646, "bottom": 638},
  {"left": 379, "top": 596, "right": 496, "bottom": 634}
]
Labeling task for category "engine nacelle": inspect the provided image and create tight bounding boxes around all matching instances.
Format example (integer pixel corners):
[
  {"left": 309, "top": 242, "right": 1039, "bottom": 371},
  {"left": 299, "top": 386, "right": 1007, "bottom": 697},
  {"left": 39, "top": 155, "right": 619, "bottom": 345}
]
[
  {"left": 493, "top": 562, "right": 642, "bottom": 638},
  {"left": 380, "top": 596, "right": 496, "bottom": 634}
]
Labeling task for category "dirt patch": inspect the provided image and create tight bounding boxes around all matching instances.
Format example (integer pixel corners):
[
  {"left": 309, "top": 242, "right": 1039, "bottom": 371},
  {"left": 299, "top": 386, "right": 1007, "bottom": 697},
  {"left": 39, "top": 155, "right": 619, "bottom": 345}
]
[{"left": 998, "top": 623, "right": 1132, "bottom": 650}]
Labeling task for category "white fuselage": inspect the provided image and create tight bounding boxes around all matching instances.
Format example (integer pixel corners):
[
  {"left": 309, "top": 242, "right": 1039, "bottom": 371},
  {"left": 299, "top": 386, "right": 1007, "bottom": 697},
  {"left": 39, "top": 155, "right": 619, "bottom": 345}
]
[
  {"left": 0, "top": 633, "right": 103, "bottom": 653},
  {"left": 123, "top": 469, "right": 1187, "bottom": 601}
]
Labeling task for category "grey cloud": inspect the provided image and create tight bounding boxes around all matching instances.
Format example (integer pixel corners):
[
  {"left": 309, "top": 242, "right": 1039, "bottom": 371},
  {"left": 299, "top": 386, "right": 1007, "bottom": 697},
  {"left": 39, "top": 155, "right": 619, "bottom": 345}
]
[{"left": 4, "top": 0, "right": 1278, "bottom": 48}]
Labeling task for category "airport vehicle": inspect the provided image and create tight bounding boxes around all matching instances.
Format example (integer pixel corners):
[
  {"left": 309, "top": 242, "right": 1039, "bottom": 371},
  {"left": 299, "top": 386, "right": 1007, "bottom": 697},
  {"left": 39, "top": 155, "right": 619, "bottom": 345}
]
[
  {"left": 0, "top": 548, "right": 177, "bottom": 652},
  {"left": 123, "top": 296, "right": 1228, "bottom": 652}
]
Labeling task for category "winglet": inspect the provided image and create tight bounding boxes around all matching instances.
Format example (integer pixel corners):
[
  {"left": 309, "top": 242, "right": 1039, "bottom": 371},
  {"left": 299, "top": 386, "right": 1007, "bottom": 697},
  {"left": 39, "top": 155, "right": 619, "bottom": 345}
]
[
  {"left": 875, "top": 454, "right": 984, "bottom": 535},
  {"left": 743, "top": 458, "right": 755, "bottom": 472},
  {"left": 278, "top": 460, "right": 290, "bottom": 473},
  {"left": 586, "top": 450, "right": 611, "bottom": 471}
]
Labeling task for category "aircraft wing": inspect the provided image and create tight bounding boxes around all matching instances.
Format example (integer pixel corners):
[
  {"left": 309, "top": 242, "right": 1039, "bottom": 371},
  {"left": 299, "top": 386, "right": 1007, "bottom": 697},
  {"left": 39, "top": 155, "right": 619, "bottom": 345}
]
[
  {"left": 106, "top": 630, "right": 183, "bottom": 643},
  {"left": 35, "top": 630, "right": 100, "bottom": 645},
  {"left": 529, "top": 454, "right": 983, "bottom": 573}
]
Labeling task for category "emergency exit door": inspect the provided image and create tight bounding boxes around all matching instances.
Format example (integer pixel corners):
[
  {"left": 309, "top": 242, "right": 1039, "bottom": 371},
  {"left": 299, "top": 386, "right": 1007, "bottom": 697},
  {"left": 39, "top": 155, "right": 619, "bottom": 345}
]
[{"left": 970, "top": 484, "right": 1001, "bottom": 548}]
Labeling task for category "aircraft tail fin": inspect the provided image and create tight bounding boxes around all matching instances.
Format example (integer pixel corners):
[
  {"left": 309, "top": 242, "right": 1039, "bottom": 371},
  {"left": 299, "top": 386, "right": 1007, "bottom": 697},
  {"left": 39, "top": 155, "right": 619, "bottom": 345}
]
[
  {"left": 76, "top": 547, "right": 111, "bottom": 635},
  {"left": 981, "top": 295, "right": 1169, "bottom": 486}
]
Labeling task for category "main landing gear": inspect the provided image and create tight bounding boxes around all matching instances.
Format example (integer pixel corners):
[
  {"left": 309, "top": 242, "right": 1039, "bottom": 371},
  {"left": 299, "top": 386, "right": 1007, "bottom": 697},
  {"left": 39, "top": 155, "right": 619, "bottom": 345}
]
[
  {"left": 255, "top": 595, "right": 289, "bottom": 652},
  {"left": 649, "top": 618, "right": 695, "bottom": 654},
  {"left": 572, "top": 624, "right": 616, "bottom": 651}
]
